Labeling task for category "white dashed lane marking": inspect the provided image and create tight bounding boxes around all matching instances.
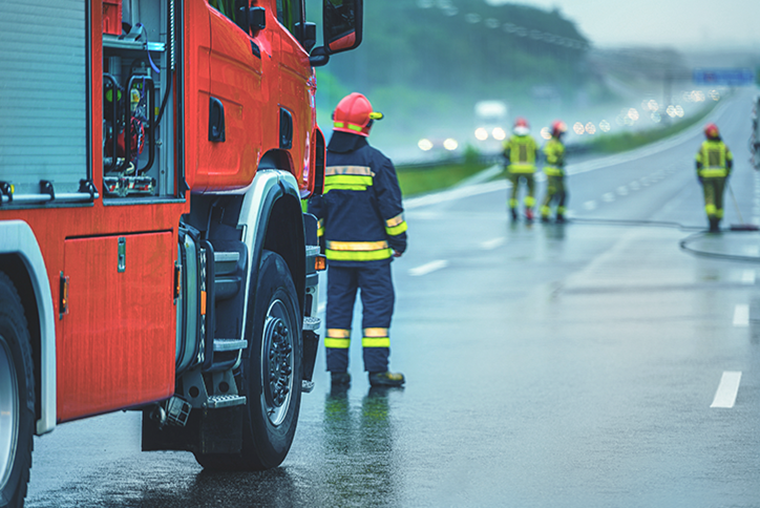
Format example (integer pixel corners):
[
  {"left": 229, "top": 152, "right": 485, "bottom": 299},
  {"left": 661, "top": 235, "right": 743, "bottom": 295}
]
[
  {"left": 481, "top": 237, "right": 506, "bottom": 250},
  {"left": 409, "top": 259, "right": 449, "bottom": 277},
  {"left": 733, "top": 304, "right": 749, "bottom": 327},
  {"left": 711, "top": 371, "right": 742, "bottom": 409}
]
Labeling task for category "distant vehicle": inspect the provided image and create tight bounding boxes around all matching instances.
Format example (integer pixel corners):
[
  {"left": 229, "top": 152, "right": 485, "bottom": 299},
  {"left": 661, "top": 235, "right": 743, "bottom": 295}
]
[{"left": 474, "top": 100, "right": 509, "bottom": 148}]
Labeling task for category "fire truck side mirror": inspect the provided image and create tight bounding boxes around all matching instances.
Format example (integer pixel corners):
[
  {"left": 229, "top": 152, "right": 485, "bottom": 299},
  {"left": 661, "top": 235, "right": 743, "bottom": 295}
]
[
  {"left": 296, "top": 22, "right": 317, "bottom": 53},
  {"left": 238, "top": 6, "right": 266, "bottom": 36},
  {"left": 322, "top": 0, "right": 362, "bottom": 54}
]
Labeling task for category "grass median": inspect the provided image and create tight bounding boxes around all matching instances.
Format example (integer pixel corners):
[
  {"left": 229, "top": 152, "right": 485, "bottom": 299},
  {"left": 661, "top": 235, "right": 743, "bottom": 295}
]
[{"left": 397, "top": 160, "right": 492, "bottom": 197}]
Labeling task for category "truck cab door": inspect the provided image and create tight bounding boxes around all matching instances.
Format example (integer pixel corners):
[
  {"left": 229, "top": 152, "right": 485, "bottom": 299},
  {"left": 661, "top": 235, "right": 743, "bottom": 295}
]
[
  {"left": 202, "top": 1, "right": 269, "bottom": 192},
  {"left": 274, "top": 0, "right": 314, "bottom": 193}
]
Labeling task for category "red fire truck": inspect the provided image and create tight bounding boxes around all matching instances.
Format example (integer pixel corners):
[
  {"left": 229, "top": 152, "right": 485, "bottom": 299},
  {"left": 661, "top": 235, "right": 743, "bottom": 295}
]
[{"left": 0, "top": 1, "right": 362, "bottom": 505}]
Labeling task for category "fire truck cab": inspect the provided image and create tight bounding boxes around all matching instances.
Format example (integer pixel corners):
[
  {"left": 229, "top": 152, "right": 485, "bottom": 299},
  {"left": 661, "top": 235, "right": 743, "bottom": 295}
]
[{"left": 0, "top": 1, "right": 362, "bottom": 506}]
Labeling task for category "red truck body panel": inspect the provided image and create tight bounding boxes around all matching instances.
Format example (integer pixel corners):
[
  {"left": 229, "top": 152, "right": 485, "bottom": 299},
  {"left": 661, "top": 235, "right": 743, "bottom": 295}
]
[{"left": 0, "top": 0, "right": 321, "bottom": 422}]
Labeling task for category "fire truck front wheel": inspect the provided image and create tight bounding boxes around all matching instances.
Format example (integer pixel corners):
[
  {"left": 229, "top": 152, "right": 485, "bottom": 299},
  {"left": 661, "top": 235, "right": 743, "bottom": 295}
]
[
  {"left": 196, "top": 250, "right": 302, "bottom": 470},
  {"left": 0, "top": 273, "right": 35, "bottom": 508}
]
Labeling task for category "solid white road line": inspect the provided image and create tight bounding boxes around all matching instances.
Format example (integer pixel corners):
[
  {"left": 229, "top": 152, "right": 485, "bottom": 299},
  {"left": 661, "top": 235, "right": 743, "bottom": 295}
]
[
  {"left": 733, "top": 304, "right": 749, "bottom": 327},
  {"left": 584, "top": 200, "right": 597, "bottom": 211},
  {"left": 710, "top": 371, "right": 742, "bottom": 408},
  {"left": 409, "top": 259, "right": 449, "bottom": 277},
  {"left": 742, "top": 270, "right": 756, "bottom": 285}
]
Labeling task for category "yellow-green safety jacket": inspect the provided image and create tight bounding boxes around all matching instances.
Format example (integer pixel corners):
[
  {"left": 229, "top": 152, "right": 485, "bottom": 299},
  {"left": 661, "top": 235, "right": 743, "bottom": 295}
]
[
  {"left": 503, "top": 134, "right": 538, "bottom": 174},
  {"left": 695, "top": 138, "right": 733, "bottom": 178},
  {"left": 542, "top": 137, "right": 565, "bottom": 176}
]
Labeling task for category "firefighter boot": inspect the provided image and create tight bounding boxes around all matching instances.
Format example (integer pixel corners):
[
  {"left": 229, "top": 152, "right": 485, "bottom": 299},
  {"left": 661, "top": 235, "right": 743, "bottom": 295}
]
[
  {"left": 556, "top": 213, "right": 565, "bottom": 223},
  {"left": 510, "top": 208, "right": 518, "bottom": 221},
  {"left": 708, "top": 217, "right": 720, "bottom": 233},
  {"left": 331, "top": 372, "right": 351, "bottom": 386},
  {"left": 369, "top": 371, "right": 405, "bottom": 387},
  {"left": 525, "top": 208, "right": 534, "bottom": 222}
]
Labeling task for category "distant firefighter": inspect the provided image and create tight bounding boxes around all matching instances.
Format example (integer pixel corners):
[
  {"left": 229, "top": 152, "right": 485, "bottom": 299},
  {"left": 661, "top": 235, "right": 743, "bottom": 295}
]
[
  {"left": 540, "top": 120, "right": 568, "bottom": 223},
  {"left": 503, "top": 117, "right": 539, "bottom": 222},
  {"left": 695, "top": 123, "right": 733, "bottom": 232}
]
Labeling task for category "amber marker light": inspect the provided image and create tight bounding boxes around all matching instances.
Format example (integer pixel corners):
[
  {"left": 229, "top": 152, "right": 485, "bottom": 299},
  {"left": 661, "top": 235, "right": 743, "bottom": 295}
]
[{"left": 315, "top": 255, "right": 327, "bottom": 271}]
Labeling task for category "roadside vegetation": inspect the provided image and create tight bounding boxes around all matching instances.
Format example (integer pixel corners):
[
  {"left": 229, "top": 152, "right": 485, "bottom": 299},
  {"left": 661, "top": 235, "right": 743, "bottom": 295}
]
[{"left": 397, "top": 159, "right": 491, "bottom": 197}]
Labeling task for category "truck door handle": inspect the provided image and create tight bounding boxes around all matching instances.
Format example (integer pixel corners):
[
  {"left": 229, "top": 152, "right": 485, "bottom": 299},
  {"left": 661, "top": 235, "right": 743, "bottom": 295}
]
[
  {"left": 209, "top": 97, "right": 226, "bottom": 142},
  {"left": 280, "top": 108, "right": 293, "bottom": 149}
]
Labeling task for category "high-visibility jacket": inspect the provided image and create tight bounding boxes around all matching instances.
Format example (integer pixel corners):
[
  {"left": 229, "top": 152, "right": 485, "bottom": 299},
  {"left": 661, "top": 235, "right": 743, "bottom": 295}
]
[
  {"left": 308, "top": 132, "right": 407, "bottom": 266},
  {"left": 503, "top": 134, "right": 538, "bottom": 173},
  {"left": 696, "top": 138, "right": 733, "bottom": 178},
  {"left": 542, "top": 137, "right": 565, "bottom": 176}
]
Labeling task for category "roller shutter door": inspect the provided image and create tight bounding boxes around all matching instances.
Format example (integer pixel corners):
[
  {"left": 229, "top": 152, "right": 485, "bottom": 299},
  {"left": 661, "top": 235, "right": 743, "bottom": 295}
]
[{"left": 0, "top": 0, "right": 88, "bottom": 199}]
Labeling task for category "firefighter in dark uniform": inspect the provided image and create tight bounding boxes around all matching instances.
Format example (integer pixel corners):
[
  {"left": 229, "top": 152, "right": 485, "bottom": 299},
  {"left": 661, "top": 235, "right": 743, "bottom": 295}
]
[
  {"left": 308, "top": 93, "right": 407, "bottom": 387},
  {"left": 540, "top": 120, "right": 568, "bottom": 223},
  {"left": 696, "top": 122, "right": 733, "bottom": 232}
]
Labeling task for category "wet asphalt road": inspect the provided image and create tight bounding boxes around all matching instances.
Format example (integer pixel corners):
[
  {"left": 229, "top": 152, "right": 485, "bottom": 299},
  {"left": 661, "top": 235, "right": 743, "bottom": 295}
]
[{"left": 27, "top": 89, "right": 760, "bottom": 507}]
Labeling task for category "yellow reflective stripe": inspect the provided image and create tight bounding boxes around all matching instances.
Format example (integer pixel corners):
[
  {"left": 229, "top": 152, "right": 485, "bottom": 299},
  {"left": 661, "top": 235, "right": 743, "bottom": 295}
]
[
  {"left": 362, "top": 337, "right": 390, "bottom": 348},
  {"left": 324, "top": 338, "right": 351, "bottom": 349},
  {"left": 324, "top": 174, "right": 373, "bottom": 193},
  {"left": 326, "top": 248, "right": 393, "bottom": 261},
  {"left": 325, "top": 328, "right": 351, "bottom": 349},
  {"left": 325, "top": 165, "right": 373, "bottom": 177},
  {"left": 327, "top": 240, "right": 389, "bottom": 251},
  {"left": 699, "top": 168, "right": 727, "bottom": 177},
  {"left": 386, "top": 221, "right": 408, "bottom": 236},
  {"left": 385, "top": 214, "right": 405, "bottom": 228},
  {"left": 363, "top": 327, "right": 389, "bottom": 337},
  {"left": 317, "top": 219, "right": 324, "bottom": 237},
  {"left": 508, "top": 165, "right": 535, "bottom": 173},
  {"left": 543, "top": 166, "right": 563, "bottom": 176},
  {"left": 334, "top": 121, "right": 364, "bottom": 133}
]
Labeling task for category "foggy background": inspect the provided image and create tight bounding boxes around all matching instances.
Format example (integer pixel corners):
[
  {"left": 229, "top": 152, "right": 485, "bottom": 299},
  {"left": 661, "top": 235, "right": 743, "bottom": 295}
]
[{"left": 308, "top": 0, "right": 760, "bottom": 163}]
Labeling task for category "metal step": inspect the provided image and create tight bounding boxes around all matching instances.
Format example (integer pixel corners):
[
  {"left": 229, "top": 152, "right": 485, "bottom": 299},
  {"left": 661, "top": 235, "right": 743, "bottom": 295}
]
[
  {"left": 303, "top": 316, "right": 321, "bottom": 331},
  {"left": 206, "top": 394, "right": 247, "bottom": 409},
  {"left": 213, "top": 338, "right": 248, "bottom": 352},
  {"left": 214, "top": 251, "right": 240, "bottom": 275}
]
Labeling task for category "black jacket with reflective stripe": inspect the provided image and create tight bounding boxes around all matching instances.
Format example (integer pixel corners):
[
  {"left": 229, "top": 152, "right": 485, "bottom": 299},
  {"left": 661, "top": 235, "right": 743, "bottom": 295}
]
[{"left": 308, "top": 132, "right": 407, "bottom": 267}]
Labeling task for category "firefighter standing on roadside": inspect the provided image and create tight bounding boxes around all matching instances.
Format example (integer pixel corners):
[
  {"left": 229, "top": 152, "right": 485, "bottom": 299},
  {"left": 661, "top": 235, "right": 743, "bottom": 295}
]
[
  {"left": 695, "top": 123, "right": 733, "bottom": 232},
  {"left": 308, "top": 93, "right": 408, "bottom": 388},
  {"left": 540, "top": 120, "right": 568, "bottom": 223},
  {"left": 503, "top": 117, "right": 539, "bottom": 221}
]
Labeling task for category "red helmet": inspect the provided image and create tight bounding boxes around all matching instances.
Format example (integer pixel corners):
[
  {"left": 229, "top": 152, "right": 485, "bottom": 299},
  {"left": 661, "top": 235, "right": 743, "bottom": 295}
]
[
  {"left": 704, "top": 123, "right": 719, "bottom": 139},
  {"left": 332, "top": 92, "right": 384, "bottom": 137},
  {"left": 514, "top": 117, "right": 529, "bottom": 129},
  {"left": 551, "top": 120, "right": 567, "bottom": 138}
]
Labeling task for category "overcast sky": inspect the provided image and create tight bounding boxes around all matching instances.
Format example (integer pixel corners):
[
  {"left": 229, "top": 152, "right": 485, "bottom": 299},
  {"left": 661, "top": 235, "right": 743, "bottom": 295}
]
[{"left": 487, "top": 0, "right": 760, "bottom": 50}]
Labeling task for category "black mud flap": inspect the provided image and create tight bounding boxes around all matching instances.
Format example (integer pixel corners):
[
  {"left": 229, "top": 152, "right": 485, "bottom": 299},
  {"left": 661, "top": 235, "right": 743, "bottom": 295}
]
[{"left": 142, "top": 405, "right": 243, "bottom": 454}]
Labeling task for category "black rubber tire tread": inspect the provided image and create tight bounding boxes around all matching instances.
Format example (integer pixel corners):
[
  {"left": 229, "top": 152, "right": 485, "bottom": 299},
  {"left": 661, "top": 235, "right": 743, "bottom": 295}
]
[
  {"left": 0, "top": 272, "right": 35, "bottom": 508},
  {"left": 195, "top": 250, "right": 302, "bottom": 470}
]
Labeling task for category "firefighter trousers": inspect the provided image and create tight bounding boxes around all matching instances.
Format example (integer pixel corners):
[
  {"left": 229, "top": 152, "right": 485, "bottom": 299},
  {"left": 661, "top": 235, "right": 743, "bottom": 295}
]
[
  {"left": 540, "top": 175, "right": 567, "bottom": 218},
  {"left": 507, "top": 171, "right": 536, "bottom": 210},
  {"left": 701, "top": 176, "right": 726, "bottom": 220},
  {"left": 325, "top": 262, "right": 395, "bottom": 373}
]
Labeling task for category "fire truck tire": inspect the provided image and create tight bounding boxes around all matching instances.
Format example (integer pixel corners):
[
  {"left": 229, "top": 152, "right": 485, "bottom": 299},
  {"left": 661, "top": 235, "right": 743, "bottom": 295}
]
[
  {"left": 196, "top": 250, "right": 302, "bottom": 470},
  {"left": 0, "top": 272, "right": 35, "bottom": 508}
]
